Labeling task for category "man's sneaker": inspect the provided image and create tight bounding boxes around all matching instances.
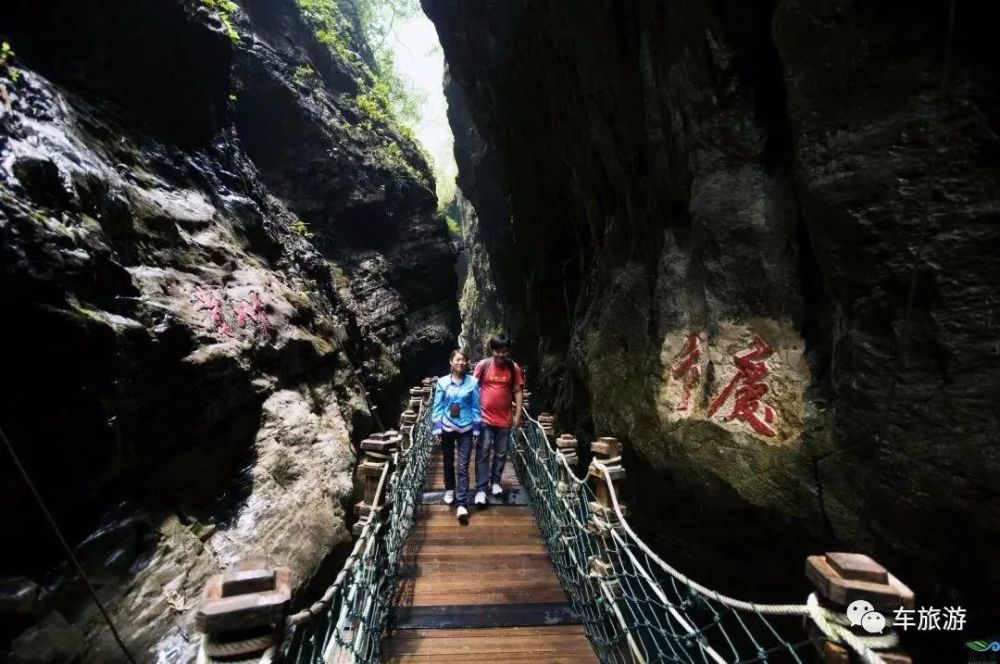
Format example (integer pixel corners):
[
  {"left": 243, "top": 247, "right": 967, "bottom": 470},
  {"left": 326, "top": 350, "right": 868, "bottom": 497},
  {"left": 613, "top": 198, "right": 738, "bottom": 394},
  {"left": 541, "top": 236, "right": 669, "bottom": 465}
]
[
  {"left": 456, "top": 505, "right": 469, "bottom": 521},
  {"left": 474, "top": 491, "right": 487, "bottom": 505},
  {"left": 443, "top": 490, "right": 454, "bottom": 505},
  {"left": 491, "top": 483, "right": 503, "bottom": 496}
]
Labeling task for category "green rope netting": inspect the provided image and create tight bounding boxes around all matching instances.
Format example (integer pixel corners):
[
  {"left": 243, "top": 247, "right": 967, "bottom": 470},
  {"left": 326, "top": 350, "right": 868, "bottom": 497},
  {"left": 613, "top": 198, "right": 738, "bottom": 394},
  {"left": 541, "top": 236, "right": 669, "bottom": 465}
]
[
  {"left": 285, "top": 401, "right": 827, "bottom": 664},
  {"left": 285, "top": 403, "right": 434, "bottom": 664},
  {"left": 512, "top": 418, "right": 826, "bottom": 664}
]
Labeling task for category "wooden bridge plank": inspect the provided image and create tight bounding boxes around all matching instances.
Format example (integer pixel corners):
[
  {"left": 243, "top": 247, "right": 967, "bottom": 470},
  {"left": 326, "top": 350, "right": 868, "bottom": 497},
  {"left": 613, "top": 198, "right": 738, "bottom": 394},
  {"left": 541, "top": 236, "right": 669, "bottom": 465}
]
[
  {"left": 399, "top": 561, "right": 560, "bottom": 577},
  {"left": 392, "top": 625, "right": 587, "bottom": 638},
  {"left": 382, "top": 626, "right": 599, "bottom": 662},
  {"left": 384, "top": 438, "right": 598, "bottom": 663},
  {"left": 384, "top": 654, "right": 595, "bottom": 664},
  {"left": 424, "top": 456, "right": 521, "bottom": 490},
  {"left": 384, "top": 633, "right": 593, "bottom": 654}
]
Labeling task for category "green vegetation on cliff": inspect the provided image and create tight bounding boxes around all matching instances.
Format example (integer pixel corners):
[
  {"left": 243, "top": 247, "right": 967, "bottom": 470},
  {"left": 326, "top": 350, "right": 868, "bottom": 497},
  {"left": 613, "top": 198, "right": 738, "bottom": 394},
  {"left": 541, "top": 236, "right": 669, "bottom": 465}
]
[{"left": 201, "top": 0, "right": 240, "bottom": 43}]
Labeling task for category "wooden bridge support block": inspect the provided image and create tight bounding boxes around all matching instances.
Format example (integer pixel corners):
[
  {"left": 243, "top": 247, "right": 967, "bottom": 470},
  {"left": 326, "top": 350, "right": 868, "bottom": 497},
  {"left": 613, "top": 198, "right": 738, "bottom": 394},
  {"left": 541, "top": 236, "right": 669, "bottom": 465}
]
[
  {"left": 197, "top": 561, "right": 292, "bottom": 634},
  {"left": 356, "top": 461, "right": 386, "bottom": 511},
  {"left": 586, "top": 437, "right": 627, "bottom": 540},
  {"left": 537, "top": 413, "right": 556, "bottom": 443},
  {"left": 590, "top": 437, "right": 621, "bottom": 459},
  {"left": 806, "top": 552, "right": 914, "bottom": 664},
  {"left": 399, "top": 409, "right": 418, "bottom": 449},
  {"left": 420, "top": 379, "right": 435, "bottom": 403}
]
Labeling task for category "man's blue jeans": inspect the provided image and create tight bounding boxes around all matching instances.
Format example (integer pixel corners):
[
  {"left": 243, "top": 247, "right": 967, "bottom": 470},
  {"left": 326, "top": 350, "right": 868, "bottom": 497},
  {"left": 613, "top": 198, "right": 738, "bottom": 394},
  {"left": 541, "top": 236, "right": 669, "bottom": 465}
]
[
  {"left": 440, "top": 430, "right": 474, "bottom": 506},
  {"left": 476, "top": 425, "right": 511, "bottom": 493}
]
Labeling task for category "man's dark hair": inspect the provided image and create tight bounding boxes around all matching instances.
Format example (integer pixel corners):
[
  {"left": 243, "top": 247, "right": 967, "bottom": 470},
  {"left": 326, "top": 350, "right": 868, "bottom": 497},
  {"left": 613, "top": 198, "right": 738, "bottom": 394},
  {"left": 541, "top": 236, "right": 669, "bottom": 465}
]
[{"left": 489, "top": 334, "right": 511, "bottom": 351}]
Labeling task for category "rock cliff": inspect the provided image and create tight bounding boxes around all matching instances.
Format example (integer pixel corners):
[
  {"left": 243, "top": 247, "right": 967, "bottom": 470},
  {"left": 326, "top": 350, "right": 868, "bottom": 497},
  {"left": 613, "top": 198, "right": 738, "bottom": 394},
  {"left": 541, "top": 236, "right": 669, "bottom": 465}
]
[
  {"left": 426, "top": 0, "right": 999, "bottom": 653},
  {"left": 0, "top": 0, "right": 456, "bottom": 660}
]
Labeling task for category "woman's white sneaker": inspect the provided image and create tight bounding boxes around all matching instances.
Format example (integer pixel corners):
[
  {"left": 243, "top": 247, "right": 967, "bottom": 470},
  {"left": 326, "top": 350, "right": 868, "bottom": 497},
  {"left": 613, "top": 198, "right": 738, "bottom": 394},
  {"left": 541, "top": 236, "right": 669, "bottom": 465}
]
[
  {"left": 444, "top": 490, "right": 454, "bottom": 505},
  {"left": 456, "top": 505, "right": 469, "bottom": 521},
  {"left": 474, "top": 491, "right": 487, "bottom": 505},
  {"left": 491, "top": 483, "right": 503, "bottom": 496}
]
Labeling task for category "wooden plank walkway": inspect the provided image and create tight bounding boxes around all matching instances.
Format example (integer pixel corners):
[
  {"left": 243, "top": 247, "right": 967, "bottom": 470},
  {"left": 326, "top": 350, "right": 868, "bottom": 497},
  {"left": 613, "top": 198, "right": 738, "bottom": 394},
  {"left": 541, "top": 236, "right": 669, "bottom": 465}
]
[{"left": 382, "top": 449, "right": 598, "bottom": 662}]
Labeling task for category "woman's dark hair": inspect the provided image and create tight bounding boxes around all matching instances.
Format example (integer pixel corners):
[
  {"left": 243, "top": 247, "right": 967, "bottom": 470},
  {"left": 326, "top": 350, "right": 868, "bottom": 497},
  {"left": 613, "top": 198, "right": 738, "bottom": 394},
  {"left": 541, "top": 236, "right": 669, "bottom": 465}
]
[
  {"left": 489, "top": 334, "right": 511, "bottom": 351},
  {"left": 449, "top": 348, "right": 469, "bottom": 361}
]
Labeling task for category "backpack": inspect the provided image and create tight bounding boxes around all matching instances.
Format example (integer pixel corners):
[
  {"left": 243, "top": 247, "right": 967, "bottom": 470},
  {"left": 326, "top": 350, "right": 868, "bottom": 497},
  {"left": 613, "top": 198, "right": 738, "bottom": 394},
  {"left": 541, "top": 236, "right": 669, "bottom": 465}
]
[{"left": 478, "top": 358, "right": 517, "bottom": 395}]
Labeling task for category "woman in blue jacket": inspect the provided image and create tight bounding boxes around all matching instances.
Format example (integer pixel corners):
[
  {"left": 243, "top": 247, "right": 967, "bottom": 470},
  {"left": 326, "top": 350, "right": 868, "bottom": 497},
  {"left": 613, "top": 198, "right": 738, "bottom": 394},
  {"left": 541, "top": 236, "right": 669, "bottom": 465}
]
[{"left": 431, "top": 349, "right": 481, "bottom": 521}]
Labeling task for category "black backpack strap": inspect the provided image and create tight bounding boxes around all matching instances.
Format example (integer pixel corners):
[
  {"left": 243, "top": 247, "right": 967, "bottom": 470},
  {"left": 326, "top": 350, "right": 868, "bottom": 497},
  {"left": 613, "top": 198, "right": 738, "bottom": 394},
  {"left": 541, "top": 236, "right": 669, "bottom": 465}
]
[{"left": 481, "top": 358, "right": 517, "bottom": 395}]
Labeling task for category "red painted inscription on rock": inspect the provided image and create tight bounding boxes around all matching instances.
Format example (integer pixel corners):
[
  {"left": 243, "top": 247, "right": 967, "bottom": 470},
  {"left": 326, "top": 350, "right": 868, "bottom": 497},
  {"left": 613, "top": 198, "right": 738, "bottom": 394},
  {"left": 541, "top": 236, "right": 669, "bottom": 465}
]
[{"left": 707, "top": 334, "right": 777, "bottom": 437}]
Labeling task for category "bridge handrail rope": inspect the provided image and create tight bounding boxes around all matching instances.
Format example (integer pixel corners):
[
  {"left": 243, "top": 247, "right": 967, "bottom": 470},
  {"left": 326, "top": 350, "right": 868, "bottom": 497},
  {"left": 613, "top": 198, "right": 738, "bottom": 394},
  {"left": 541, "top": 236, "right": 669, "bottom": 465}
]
[
  {"left": 284, "top": 385, "right": 435, "bottom": 664},
  {"left": 516, "top": 409, "right": 897, "bottom": 664}
]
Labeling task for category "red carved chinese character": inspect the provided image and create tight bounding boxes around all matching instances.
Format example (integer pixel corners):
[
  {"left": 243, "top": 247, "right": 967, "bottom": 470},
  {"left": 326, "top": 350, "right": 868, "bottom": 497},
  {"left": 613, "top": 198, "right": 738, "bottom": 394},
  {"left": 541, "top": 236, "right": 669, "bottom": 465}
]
[
  {"left": 670, "top": 335, "right": 702, "bottom": 411},
  {"left": 250, "top": 291, "right": 272, "bottom": 339},
  {"left": 232, "top": 300, "right": 256, "bottom": 329},
  {"left": 707, "top": 335, "right": 776, "bottom": 437},
  {"left": 192, "top": 286, "right": 235, "bottom": 338},
  {"left": 230, "top": 291, "right": 272, "bottom": 340}
]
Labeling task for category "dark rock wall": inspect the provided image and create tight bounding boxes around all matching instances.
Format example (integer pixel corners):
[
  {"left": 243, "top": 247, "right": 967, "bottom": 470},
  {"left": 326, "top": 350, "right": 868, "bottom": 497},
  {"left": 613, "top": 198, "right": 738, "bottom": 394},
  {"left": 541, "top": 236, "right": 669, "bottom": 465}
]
[
  {"left": 445, "top": 70, "right": 509, "bottom": 359},
  {"left": 426, "top": 0, "right": 999, "bottom": 651},
  {"left": 0, "top": 0, "right": 457, "bottom": 660}
]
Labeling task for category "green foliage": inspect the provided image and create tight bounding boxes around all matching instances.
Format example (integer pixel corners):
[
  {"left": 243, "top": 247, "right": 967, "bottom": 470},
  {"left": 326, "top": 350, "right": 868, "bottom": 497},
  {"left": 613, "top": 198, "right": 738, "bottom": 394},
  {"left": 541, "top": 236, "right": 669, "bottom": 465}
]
[
  {"left": 1, "top": 40, "right": 18, "bottom": 83},
  {"left": 444, "top": 215, "right": 461, "bottom": 237},
  {"left": 378, "top": 143, "right": 414, "bottom": 174},
  {"left": 351, "top": 1, "right": 424, "bottom": 141},
  {"left": 228, "top": 93, "right": 238, "bottom": 103},
  {"left": 291, "top": 218, "right": 314, "bottom": 238},
  {"left": 292, "top": 63, "right": 316, "bottom": 87},
  {"left": 201, "top": 0, "right": 240, "bottom": 43},
  {"left": 297, "top": 0, "right": 353, "bottom": 62}
]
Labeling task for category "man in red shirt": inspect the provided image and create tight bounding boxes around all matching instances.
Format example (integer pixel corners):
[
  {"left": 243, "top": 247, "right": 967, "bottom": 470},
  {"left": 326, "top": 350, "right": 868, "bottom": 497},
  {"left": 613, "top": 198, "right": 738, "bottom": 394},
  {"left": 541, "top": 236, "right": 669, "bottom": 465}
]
[{"left": 472, "top": 334, "right": 525, "bottom": 505}]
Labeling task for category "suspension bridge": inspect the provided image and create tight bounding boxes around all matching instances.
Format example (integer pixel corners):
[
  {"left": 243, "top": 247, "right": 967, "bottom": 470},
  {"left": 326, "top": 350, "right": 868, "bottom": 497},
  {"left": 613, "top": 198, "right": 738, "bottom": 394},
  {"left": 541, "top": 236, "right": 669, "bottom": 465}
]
[{"left": 194, "top": 380, "right": 916, "bottom": 664}]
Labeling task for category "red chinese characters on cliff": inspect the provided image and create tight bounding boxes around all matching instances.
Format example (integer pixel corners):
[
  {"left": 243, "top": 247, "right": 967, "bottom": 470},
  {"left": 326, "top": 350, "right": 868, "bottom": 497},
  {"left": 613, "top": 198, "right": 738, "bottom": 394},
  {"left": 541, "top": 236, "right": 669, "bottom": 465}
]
[
  {"left": 231, "top": 292, "right": 272, "bottom": 339},
  {"left": 191, "top": 286, "right": 273, "bottom": 341},
  {"left": 192, "top": 286, "right": 234, "bottom": 338},
  {"left": 670, "top": 335, "right": 702, "bottom": 411},
  {"left": 707, "top": 335, "right": 777, "bottom": 437}
]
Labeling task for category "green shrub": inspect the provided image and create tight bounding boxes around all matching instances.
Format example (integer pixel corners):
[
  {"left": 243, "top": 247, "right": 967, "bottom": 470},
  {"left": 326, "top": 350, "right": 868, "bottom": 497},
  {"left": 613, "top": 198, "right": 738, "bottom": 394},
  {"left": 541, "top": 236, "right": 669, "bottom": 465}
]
[
  {"left": 1, "top": 40, "right": 19, "bottom": 83},
  {"left": 201, "top": 0, "right": 240, "bottom": 43},
  {"left": 298, "top": 0, "right": 353, "bottom": 62},
  {"left": 291, "top": 218, "right": 314, "bottom": 238},
  {"left": 293, "top": 63, "right": 316, "bottom": 87}
]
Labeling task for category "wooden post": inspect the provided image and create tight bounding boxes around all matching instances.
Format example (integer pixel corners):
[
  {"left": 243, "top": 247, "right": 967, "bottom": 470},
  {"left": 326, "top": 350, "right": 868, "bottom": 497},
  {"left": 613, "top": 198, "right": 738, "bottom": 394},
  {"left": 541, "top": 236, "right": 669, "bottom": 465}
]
[
  {"left": 399, "top": 408, "right": 417, "bottom": 451},
  {"left": 353, "top": 431, "right": 400, "bottom": 535},
  {"left": 537, "top": 412, "right": 556, "bottom": 450},
  {"left": 421, "top": 377, "right": 436, "bottom": 404},
  {"left": 196, "top": 560, "right": 291, "bottom": 660},
  {"left": 805, "top": 552, "right": 914, "bottom": 664},
  {"left": 555, "top": 433, "right": 579, "bottom": 486},
  {"left": 588, "top": 437, "right": 625, "bottom": 519}
]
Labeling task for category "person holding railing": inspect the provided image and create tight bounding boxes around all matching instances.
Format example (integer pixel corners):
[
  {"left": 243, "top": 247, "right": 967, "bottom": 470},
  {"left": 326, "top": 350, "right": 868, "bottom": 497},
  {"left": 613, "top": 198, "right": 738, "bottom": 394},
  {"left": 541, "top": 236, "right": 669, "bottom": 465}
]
[{"left": 431, "top": 349, "right": 481, "bottom": 522}]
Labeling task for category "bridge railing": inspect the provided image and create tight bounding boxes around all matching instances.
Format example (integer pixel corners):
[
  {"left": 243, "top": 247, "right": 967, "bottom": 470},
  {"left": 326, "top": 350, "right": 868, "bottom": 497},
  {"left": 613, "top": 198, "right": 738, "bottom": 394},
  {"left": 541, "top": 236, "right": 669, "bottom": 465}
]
[
  {"left": 283, "top": 383, "right": 435, "bottom": 664},
  {"left": 514, "top": 411, "right": 910, "bottom": 664}
]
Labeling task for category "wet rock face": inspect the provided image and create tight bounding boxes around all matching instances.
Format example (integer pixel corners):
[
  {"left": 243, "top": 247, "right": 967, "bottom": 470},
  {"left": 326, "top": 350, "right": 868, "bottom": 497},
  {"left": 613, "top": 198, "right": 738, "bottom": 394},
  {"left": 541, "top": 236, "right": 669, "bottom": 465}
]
[
  {"left": 0, "top": 0, "right": 456, "bottom": 660},
  {"left": 426, "top": 0, "right": 999, "bottom": 641},
  {"left": 1, "top": 0, "right": 231, "bottom": 147}
]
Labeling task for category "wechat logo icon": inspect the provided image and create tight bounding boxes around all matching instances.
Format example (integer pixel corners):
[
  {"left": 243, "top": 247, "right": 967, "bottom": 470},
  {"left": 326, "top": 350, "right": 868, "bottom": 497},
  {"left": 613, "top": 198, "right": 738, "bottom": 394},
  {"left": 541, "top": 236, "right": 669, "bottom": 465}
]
[{"left": 847, "top": 599, "right": 886, "bottom": 634}]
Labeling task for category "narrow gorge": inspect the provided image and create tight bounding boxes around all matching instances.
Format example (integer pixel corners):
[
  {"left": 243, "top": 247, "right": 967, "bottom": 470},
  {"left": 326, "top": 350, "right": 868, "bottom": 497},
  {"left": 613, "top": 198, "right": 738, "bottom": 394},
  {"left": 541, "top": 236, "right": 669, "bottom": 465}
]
[{"left": 1, "top": 0, "right": 998, "bottom": 662}]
